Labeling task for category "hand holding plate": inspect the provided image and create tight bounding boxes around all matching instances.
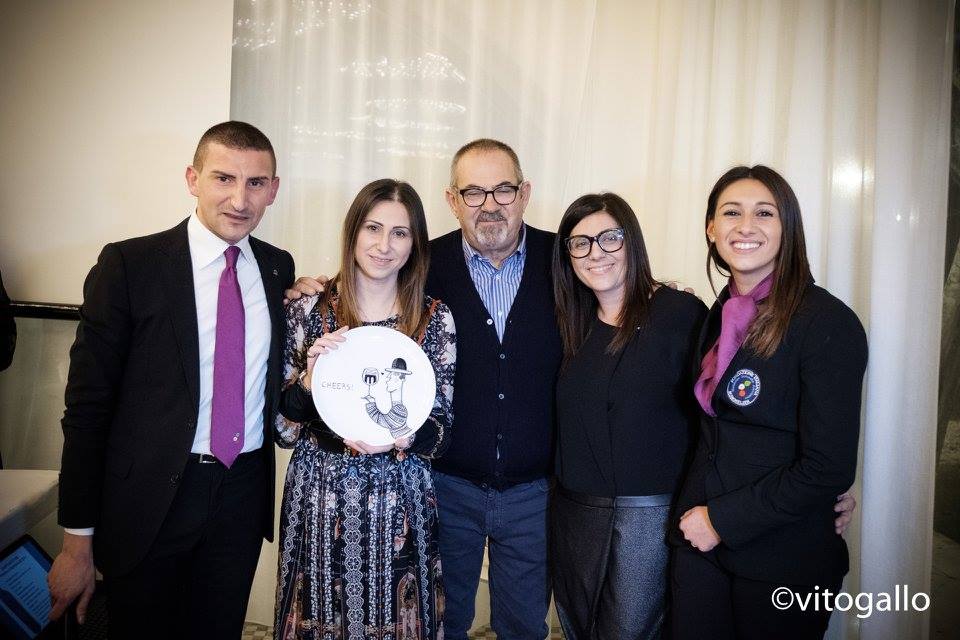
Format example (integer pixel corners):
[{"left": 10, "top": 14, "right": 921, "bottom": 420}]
[{"left": 303, "top": 326, "right": 349, "bottom": 391}]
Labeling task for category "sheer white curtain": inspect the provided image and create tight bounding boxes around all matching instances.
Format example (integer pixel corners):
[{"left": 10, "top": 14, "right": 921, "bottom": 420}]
[{"left": 231, "top": 1, "right": 954, "bottom": 637}]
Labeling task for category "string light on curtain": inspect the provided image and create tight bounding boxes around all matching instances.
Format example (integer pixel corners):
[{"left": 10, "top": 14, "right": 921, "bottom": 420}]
[
  {"left": 339, "top": 52, "right": 466, "bottom": 81},
  {"left": 233, "top": 14, "right": 277, "bottom": 50}
]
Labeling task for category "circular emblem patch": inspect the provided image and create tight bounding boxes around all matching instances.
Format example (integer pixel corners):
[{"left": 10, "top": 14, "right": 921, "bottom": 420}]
[{"left": 726, "top": 369, "right": 761, "bottom": 407}]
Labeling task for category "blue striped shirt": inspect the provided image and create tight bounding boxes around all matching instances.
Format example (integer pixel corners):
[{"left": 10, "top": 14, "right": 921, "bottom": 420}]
[{"left": 462, "top": 225, "right": 528, "bottom": 342}]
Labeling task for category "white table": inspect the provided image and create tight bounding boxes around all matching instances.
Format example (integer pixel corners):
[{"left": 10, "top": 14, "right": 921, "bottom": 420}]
[{"left": 0, "top": 469, "right": 59, "bottom": 549}]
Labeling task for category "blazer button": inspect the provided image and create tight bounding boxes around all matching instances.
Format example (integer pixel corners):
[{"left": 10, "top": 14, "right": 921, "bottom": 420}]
[
  {"left": 170, "top": 473, "right": 181, "bottom": 485},
  {"left": 185, "top": 418, "right": 195, "bottom": 430},
  {"left": 708, "top": 453, "right": 716, "bottom": 461}
]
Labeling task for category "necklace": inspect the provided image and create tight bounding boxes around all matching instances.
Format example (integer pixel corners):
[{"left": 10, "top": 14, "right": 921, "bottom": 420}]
[{"left": 358, "top": 299, "right": 399, "bottom": 323}]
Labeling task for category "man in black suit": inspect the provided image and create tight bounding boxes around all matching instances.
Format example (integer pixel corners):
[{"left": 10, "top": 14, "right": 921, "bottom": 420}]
[{"left": 46, "top": 121, "right": 295, "bottom": 639}]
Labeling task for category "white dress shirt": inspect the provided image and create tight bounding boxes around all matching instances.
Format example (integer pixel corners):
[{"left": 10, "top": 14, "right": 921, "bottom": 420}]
[
  {"left": 66, "top": 213, "right": 272, "bottom": 536},
  {"left": 187, "top": 212, "right": 270, "bottom": 455}
]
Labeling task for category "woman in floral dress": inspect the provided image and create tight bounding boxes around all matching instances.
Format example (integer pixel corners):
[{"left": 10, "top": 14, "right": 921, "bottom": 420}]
[{"left": 274, "top": 179, "right": 456, "bottom": 640}]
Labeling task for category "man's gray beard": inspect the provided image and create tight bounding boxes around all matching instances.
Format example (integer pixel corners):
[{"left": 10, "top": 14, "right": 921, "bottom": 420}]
[{"left": 476, "top": 221, "right": 508, "bottom": 248}]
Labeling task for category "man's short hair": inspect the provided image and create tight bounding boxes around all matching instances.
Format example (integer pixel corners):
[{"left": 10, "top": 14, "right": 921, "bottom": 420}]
[
  {"left": 449, "top": 138, "right": 524, "bottom": 187},
  {"left": 193, "top": 121, "right": 277, "bottom": 176}
]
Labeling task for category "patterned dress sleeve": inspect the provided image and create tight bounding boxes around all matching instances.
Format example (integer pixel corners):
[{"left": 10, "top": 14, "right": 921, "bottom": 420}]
[
  {"left": 274, "top": 294, "right": 322, "bottom": 448},
  {"left": 409, "top": 301, "right": 456, "bottom": 458}
]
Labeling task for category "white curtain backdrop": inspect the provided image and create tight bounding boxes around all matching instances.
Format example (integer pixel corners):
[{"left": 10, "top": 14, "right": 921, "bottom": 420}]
[{"left": 230, "top": 1, "right": 954, "bottom": 637}]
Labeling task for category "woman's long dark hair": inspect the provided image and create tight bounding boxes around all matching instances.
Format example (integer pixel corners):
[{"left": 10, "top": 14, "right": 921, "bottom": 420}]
[
  {"left": 705, "top": 165, "right": 812, "bottom": 358},
  {"left": 552, "top": 192, "right": 657, "bottom": 365},
  {"left": 322, "top": 179, "right": 431, "bottom": 337}
]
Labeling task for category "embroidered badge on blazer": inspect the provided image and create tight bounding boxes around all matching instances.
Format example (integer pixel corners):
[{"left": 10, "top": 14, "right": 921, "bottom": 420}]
[{"left": 727, "top": 369, "right": 761, "bottom": 406}]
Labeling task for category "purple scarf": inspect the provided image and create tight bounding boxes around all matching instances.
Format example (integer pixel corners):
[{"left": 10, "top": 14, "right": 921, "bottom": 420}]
[{"left": 694, "top": 272, "right": 774, "bottom": 416}]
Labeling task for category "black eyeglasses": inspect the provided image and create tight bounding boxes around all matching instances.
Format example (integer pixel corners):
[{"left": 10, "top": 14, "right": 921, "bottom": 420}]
[
  {"left": 565, "top": 228, "right": 625, "bottom": 258},
  {"left": 458, "top": 184, "right": 521, "bottom": 208}
]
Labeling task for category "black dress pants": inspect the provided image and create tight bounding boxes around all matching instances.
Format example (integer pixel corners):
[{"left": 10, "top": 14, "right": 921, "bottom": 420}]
[
  {"left": 105, "top": 450, "right": 267, "bottom": 640},
  {"left": 671, "top": 545, "right": 841, "bottom": 640}
]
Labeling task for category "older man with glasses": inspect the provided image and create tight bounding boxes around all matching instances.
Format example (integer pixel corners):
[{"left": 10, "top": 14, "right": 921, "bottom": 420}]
[{"left": 424, "top": 139, "right": 559, "bottom": 640}]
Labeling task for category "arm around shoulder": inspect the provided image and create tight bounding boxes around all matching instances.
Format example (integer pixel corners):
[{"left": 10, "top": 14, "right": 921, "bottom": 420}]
[
  {"left": 409, "top": 302, "right": 456, "bottom": 458},
  {"left": 275, "top": 293, "right": 325, "bottom": 446}
]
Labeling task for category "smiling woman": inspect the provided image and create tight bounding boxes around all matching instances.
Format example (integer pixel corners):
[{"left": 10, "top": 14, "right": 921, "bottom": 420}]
[
  {"left": 672, "top": 166, "right": 868, "bottom": 640},
  {"left": 354, "top": 200, "right": 414, "bottom": 286},
  {"left": 550, "top": 192, "right": 707, "bottom": 639},
  {"left": 706, "top": 179, "right": 783, "bottom": 293},
  {"left": 272, "top": 178, "right": 456, "bottom": 640}
]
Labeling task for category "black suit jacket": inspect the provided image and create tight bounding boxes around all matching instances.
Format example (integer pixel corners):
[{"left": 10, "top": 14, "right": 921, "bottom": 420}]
[
  {"left": 674, "top": 283, "right": 868, "bottom": 585},
  {"left": 58, "top": 219, "right": 295, "bottom": 577}
]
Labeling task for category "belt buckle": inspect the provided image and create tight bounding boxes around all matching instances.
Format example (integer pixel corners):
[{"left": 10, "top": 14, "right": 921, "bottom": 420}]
[{"left": 198, "top": 453, "right": 219, "bottom": 464}]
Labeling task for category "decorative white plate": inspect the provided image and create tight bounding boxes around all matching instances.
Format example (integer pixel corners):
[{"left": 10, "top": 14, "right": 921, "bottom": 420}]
[{"left": 310, "top": 325, "right": 436, "bottom": 446}]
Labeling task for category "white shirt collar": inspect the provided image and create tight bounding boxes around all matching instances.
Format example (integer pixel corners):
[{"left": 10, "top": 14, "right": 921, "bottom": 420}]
[{"left": 187, "top": 212, "right": 255, "bottom": 270}]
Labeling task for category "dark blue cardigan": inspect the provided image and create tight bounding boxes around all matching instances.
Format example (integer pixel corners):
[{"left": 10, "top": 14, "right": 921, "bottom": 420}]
[{"left": 426, "top": 226, "right": 563, "bottom": 487}]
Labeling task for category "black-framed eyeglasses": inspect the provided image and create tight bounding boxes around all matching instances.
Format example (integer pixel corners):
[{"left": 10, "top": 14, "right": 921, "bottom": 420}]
[
  {"left": 458, "top": 184, "right": 521, "bottom": 208},
  {"left": 565, "top": 228, "right": 625, "bottom": 258}
]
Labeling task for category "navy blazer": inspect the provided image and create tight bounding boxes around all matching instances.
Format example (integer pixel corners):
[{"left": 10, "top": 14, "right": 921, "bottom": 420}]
[
  {"left": 674, "top": 283, "right": 868, "bottom": 585},
  {"left": 59, "top": 219, "right": 295, "bottom": 576}
]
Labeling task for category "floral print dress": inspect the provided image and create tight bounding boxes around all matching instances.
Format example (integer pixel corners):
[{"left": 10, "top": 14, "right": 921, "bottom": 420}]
[{"left": 275, "top": 294, "right": 456, "bottom": 640}]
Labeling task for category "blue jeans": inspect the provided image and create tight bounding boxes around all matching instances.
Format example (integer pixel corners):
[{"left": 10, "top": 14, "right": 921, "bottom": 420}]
[{"left": 432, "top": 470, "right": 551, "bottom": 640}]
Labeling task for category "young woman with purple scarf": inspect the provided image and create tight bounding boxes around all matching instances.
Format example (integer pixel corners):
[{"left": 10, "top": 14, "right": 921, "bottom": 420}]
[{"left": 671, "top": 166, "right": 868, "bottom": 640}]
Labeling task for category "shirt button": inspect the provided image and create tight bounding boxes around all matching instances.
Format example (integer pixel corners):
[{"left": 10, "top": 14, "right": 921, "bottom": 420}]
[
  {"left": 497, "top": 434, "right": 503, "bottom": 440},
  {"left": 499, "top": 353, "right": 506, "bottom": 360},
  {"left": 486, "top": 318, "right": 493, "bottom": 325},
  {"left": 498, "top": 393, "right": 505, "bottom": 400}
]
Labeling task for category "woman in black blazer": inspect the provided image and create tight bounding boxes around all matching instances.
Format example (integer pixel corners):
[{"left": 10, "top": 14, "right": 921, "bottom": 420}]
[
  {"left": 550, "top": 193, "right": 707, "bottom": 639},
  {"left": 671, "top": 165, "right": 868, "bottom": 640}
]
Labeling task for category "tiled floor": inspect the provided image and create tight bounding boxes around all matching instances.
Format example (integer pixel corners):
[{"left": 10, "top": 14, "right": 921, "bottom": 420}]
[{"left": 241, "top": 622, "right": 274, "bottom": 640}]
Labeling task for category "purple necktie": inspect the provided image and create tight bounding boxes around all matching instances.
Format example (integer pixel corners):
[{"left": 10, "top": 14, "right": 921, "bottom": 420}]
[{"left": 211, "top": 245, "right": 245, "bottom": 467}]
